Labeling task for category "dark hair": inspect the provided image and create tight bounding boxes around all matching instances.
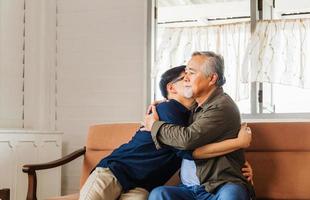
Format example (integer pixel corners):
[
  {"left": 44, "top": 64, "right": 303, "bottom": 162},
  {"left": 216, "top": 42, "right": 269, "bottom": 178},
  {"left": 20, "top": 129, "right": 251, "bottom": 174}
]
[
  {"left": 159, "top": 65, "right": 186, "bottom": 98},
  {"left": 192, "top": 51, "right": 226, "bottom": 86}
]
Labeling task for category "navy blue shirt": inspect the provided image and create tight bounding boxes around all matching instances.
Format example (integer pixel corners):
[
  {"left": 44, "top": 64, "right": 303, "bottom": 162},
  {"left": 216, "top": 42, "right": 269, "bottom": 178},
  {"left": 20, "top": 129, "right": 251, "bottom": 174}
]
[{"left": 96, "top": 99, "right": 192, "bottom": 191}]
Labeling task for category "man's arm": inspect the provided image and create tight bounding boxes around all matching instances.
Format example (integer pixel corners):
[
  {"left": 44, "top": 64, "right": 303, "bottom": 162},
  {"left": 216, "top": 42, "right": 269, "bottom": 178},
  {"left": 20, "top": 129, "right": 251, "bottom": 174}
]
[
  {"left": 147, "top": 104, "right": 240, "bottom": 150},
  {"left": 149, "top": 101, "right": 194, "bottom": 159},
  {"left": 192, "top": 125, "right": 252, "bottom": 159}
]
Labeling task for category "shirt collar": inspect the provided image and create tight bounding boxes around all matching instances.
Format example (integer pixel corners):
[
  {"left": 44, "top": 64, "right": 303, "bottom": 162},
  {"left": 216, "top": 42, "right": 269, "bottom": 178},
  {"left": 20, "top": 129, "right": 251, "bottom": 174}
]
[
  {"left": 194, "top": 87, "right": 224, "bottom": 112},
  {"left": 169, "top": 99, "right": 190, "bottom": 113}
]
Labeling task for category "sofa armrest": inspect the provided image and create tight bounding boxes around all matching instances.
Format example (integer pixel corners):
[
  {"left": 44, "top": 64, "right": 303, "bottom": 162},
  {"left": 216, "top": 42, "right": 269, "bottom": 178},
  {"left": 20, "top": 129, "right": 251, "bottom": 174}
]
[{"left": 22, "top": 147, "right": 86, "bottom": 200}]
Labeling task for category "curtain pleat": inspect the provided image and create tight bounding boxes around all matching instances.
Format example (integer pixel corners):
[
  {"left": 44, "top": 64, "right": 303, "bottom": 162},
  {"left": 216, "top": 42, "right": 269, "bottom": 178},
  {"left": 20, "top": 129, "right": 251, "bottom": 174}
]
[
  {"left": 242, "top": 19, "right": 310, "bottom": 89},
  {"left": 155, "top": 22, "right": 251, "bottom": 100}
]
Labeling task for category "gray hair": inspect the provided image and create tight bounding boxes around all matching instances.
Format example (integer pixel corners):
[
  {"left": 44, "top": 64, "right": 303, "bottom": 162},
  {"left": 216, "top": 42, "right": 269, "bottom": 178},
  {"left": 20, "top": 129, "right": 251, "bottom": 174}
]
[{"left": 192, "top": 51, "right": 226, "bottom": 86}]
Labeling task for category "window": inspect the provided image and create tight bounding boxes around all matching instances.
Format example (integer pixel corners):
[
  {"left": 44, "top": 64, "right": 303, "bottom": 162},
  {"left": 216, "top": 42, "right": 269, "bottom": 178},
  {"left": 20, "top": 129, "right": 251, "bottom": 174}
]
[
  {"left": 264, "top": 83, "right": 310, "bottom": 113},
  {"left": 153, "top": 0, "right": 310, "bottom": 117}
]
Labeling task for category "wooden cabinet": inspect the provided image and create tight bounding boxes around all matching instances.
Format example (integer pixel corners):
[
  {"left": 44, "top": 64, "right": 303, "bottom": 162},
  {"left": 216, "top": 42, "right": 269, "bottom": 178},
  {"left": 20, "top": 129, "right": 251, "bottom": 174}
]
[{"left": 0, "top": 130, "right": 62, "bottom": 200}]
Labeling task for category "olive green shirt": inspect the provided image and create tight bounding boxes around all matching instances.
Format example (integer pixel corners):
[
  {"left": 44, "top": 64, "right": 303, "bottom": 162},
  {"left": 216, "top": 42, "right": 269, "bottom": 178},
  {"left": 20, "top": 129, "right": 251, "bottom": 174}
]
[{"left": 151, "top": 87, "right": 255, "bottom": 198}]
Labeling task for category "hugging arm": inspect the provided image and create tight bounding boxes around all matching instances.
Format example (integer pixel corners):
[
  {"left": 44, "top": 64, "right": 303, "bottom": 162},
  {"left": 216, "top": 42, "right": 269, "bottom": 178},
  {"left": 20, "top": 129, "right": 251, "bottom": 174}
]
[
  {"left": 152, "top": 102, "right": 194, "bottom": 160},
  {"left": 170, "top": 122, "right": 254, "bottom": 183},
  {"left": 151, "top": 105, "right": 238, "bottom": 150},
  {"left": 191, "top": 129, "right": 254, "bottom": 184},
  {"left": 192, "top": 124, "right": 252, "bottom": 159},
  {"left": 191, "top": 124, "right": 254, "bottom": 184},
  {"left": 171, "top": 124, "right": 252, "bottom": 160}
]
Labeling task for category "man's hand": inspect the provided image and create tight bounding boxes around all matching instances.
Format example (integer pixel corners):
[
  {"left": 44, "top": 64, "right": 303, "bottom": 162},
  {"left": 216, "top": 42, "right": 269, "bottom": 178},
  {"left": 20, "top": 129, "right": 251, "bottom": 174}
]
[
  {"left": 146, "top": 99, "right": 167, "bottom": 114},
  {"left": 140, "top": 106, "right": 159, "bottom": 131},
  {"left": 237, "top": 123, "right": 252, "bottom": 148},
  {"left": 242, "top": 161, "right": 254, "bottom": 185}
]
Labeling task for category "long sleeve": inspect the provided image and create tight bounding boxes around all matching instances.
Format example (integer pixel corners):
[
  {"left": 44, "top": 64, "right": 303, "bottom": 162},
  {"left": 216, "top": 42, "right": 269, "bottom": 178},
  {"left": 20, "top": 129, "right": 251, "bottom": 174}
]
[
  {"left": 151, "top": 97, "right": 241, "bottom": 150},
  {"left": 154, "top": 100, "right": 194, "bottom": 159}
]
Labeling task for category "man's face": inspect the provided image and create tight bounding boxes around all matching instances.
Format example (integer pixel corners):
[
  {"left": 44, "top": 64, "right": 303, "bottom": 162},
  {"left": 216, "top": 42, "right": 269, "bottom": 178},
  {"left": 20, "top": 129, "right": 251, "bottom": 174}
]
[
  {"left": 184, "top": 55, "right": 212, "bottom": 98},
  {"left": 170, "top": 72, "right": 194, "bottom": 102}
]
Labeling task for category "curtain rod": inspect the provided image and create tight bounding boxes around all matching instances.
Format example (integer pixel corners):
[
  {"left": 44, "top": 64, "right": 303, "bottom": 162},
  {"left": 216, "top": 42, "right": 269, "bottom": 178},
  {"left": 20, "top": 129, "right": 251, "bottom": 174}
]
[
  {"left": 158, "top": 16, "right": 250, "bottom": 25},
  {"left": 282, "top": 12, "right": 310, "bottom": 16},
  {"left": 158, "top": 12, "right": 310, "bottom": 25}
]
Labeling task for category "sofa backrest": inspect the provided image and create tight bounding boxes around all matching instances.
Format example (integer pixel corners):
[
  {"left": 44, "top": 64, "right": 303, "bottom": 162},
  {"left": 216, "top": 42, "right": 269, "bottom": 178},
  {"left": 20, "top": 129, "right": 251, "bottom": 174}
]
[
  {"left": 246, "top": 122, "right": 310, "bottom": 199},
  {"left": 80, "top": 123, "right": 140, "bottom": 187}
]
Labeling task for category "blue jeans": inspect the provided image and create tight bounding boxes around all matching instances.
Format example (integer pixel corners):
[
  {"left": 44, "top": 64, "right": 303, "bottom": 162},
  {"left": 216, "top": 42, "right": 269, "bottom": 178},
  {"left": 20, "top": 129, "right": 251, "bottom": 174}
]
[{"left": 148, "top": 183, "right": 249, "bottom": 200}]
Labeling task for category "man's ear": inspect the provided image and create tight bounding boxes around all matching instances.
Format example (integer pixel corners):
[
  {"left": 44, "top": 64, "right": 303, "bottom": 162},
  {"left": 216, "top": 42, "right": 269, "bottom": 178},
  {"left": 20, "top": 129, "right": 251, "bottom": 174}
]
[
  {"left": 209, "top": 73, "right": 218, "bottom": 86},
  {"left": 166, "top": 83, "right": 177, "bottom": 95}
]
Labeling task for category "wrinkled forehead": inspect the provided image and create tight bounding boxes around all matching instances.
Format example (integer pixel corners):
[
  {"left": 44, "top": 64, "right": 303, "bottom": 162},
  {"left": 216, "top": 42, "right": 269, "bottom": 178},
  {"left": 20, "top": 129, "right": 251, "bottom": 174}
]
[{"left": 187, "top": 55, "right": 207, "bottom": 70}]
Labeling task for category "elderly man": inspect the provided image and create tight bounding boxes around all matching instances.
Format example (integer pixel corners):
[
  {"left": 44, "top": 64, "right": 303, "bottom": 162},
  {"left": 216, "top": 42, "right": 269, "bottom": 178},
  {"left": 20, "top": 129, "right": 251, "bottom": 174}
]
[{"left": 144, "top": 51, "right": 255, "bottom": 200}]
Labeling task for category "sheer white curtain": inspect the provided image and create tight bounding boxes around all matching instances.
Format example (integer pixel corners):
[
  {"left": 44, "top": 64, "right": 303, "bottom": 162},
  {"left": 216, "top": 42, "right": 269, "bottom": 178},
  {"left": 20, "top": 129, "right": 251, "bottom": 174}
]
[
  {"left": 154, "top": 22, "right": 251, "bottom": 100},
  {"left": 242, "top": 19, "right": 310, "bottom": 89}
]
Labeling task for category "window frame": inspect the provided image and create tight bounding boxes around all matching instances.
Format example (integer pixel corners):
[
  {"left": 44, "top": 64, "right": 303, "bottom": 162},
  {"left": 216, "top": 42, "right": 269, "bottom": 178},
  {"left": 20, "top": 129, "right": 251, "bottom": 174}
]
[{"left": 149, "top": 0, "right": 310, "bottom": 120}]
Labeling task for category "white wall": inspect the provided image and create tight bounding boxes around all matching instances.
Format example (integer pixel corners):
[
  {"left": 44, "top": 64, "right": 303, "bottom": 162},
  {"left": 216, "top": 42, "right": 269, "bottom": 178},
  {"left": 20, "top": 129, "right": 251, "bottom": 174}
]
[
  {"left": 0, "top": 0, "right": 57, "bottom": 130},
  {"left": 23, "top": 0, "right": 57, "bottom": 130},
  {"left": 0, "top": 0, "right": 25, "bottom": 128},
  {"left": 0, "top": 0, "right": 149, "bottom": 195},
  {"left": 56, "top": 0, "right": 148, "bottom": 194}
]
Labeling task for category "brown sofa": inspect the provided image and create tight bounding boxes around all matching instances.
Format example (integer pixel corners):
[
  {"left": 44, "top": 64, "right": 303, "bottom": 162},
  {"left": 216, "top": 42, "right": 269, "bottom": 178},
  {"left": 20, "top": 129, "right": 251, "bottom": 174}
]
[
  {"left": 246, "top": 122, "right": 310, "bottom": 199},
  {"left": 23, "top": 122, "right": 310, "bottom": 200}
]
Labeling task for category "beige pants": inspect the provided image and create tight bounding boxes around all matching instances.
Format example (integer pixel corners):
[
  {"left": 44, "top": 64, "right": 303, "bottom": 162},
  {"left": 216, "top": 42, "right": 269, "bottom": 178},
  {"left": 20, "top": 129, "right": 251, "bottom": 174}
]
[{"left": 79, "top": 167, "right": 149, "bottom": 200}]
